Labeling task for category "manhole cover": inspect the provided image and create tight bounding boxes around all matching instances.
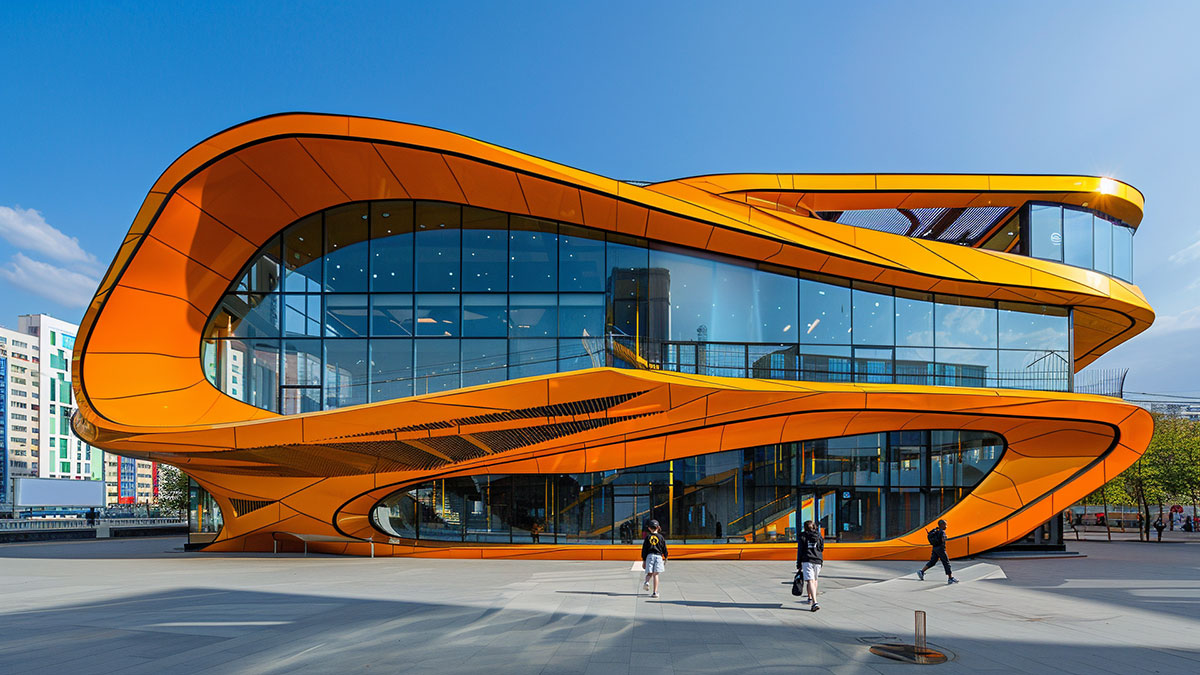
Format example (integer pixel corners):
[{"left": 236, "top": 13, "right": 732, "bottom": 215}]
[{"left": 869, "top": 643, "right": 949, "bottom": 665}]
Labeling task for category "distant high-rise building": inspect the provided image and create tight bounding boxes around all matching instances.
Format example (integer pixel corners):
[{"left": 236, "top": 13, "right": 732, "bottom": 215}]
[
  {"left": 1, "top": 324, "right": 41, "bottom": 503},
  {"left": 17, "top": 314, "right": 94, "bottom": 482}
]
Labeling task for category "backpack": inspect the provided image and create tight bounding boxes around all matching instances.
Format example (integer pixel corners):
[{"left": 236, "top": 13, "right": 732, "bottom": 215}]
[{"left": 926, "top": 528, "right": 941, "bottom": 546}]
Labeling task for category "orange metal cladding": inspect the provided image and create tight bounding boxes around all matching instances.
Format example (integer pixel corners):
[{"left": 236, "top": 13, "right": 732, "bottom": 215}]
[{"left": 72, "top": 113, "right": 1155, "bottom": 560}]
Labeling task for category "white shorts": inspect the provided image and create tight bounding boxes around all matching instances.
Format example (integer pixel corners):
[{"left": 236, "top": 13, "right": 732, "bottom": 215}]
[
  {"left": 800, "top": 562, "right": 822, "bottom": 581},
  {"left": 644, "top": 554, "right": 665, "bottom": 574}
]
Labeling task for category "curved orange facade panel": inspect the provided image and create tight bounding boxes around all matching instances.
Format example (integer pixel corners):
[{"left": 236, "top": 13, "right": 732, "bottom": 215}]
[{"left": 72, "top": 113, "right": 1155, "bottom": 560}]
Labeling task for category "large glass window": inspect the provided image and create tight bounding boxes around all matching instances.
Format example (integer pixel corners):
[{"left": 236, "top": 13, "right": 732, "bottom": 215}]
[
  {"left": 324, "top": 339, "right": 368, "bottom": 408},
  {"left": 1027, "top": 202, "right": 1135, "bottom": 281},
  {"left": 324, "top": 203, "right": 369, "bottom": 293},
  {"left": 1062, "top": 207, "right": 1093, "bottom": 269},
  {"left": 1113, "top": 225, "right": 1133, "bottom": 281},
  {"left": 370, "top": 201, "right": 413, "bottom": 292},
  {"left": 1029, "top": 204, "right": 1062, "bottom": 262},
  {"left": 935, "top": 296, "right": 997, "bottom": 349},
  {"left": 799, "top": 275, "right": 850, "bottom": 344},
  {"left": 559, "top": 225, "right": 605, "bottom": 292},
  {"left": 209, "top": 199, "right": 1086, "bottom": 412},
  {"left": 462, "top": 207, "right": 507, "bottom": 292},
  {"left": 1093, "top": 214, "right": 1113, "bottom": 275},
  {"left": 284, "top": 214, "right": 322, "bottom": 292},
  {"left": 509, "top": 217, "right": 557, "bottom": 292},
  {"left": 374, "top": 429, "right": 1003, "bottom": 545},
  {"left": 415, "top": 202, "right": 461, "bottom": 291},
  {"left": 852, "top": 283, "right": 894, "bottom": 346}
]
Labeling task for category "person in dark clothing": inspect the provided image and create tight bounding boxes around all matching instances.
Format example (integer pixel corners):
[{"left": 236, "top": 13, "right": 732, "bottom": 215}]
[
  {"left": 1154, "top": 517, "right": 1166, "bottom": 541},
  {"left": 917, "top": 519, "right": 959, "bottom": 584},
  {"left": 796, "top": 520, "right": 824, "bottom": 612},
  {"left": 641, "top": 519, "right": 668, "bottom": 598}
]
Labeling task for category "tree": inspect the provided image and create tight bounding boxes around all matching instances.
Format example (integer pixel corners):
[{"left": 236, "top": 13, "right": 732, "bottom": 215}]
[{"left": 158, "top": 465, "right": 190, "bottom": 517}]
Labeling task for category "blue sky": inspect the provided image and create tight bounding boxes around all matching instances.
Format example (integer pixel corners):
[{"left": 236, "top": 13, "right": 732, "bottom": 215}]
[{"left": 1, "top": 1, "right": 1197, "bottom": 395}]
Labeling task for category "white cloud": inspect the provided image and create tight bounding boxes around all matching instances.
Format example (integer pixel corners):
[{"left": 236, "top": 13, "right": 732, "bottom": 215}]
[
  {"left": 1148, "top": 303, "right": 1200, "bottom": 335},
  {"left": 1168, "top": 235, "right": 1200, "bottom": 265},
  {"left": 0, "top": 205, "right": 101, "bottom": 273},
  {"left": 0, "top": 253, "right": 99, "bottom": 309}
]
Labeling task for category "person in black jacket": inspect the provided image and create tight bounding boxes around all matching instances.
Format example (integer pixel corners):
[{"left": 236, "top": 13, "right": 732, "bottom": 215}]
[
  {"left": 796, "top": 520, "right": 824, "bottom": 612},
  {"left": 641, "top": 519, "right": 668, "bottom": 598},
  {"left": 917, "top": 519, "right": 959, "bottom": 584}
]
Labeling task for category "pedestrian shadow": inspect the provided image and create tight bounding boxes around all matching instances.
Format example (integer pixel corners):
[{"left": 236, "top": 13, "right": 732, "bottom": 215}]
[
  {"left": 556, "top": 591, "right": 641, "bottom": 597},
  {"left": 652, "top": 600, "right": 784, "bottom": 609}
]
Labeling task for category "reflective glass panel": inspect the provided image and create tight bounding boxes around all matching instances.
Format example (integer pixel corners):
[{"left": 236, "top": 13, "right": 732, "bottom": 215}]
[
  {"left": 999, "top": 349, "right": 1069, "bottom": 391},
  {"left": 799, "top": 276, "right": 850, "bottom": 344},
  {"left": 414, "top": 339, "right": 460, "bottom": 394},
  {"left": 509, "top": 338, "right": 557, "bottom": 379},
  {"left": 462, "top": 207, "right": 507, "bottom": 292},
  {"left": 461, "top": 294, "right": 508, "bottom": 338},
  {"left": 370, "top": 294, "right": 414, "bottom": 337},
  {"left": 1113, "top": 225, "right": 1133, "bottom": 281},
  {"left": 284, "top": 294, "right": 322, "bottom": 337},
  {"left": 217, "top": 338, "right": 279, "bottom": 411},
  {"left": 461, "top": 339, "right": 508, "bottom": 387},
  {"left": 895, "top": 290, "right": 933, "bottom": 347},
  {"left": 415, "top": 202, "right": 461, "bottom": 291},
  {"left": 324, "top": 338, "right": 368, "bottom": 409},
  {"left": 753, "top": 268, "right": 798, "bottom": 343},
  {"left": 370, "top": 339, "right": 412, "bottom": 402},
  {"left": 1062, "top": 207, "right": 1093, "bottom": 269},
  {"left": 509, "top": 294, "right": 557, "bottom": 338},
  {"left": 1093, "top": 215, "right": 1113, "bottom": 274},
  {"left": 1029, "top": 204, "right": 1062, "bottom": 261},
  {"left": 935, "top": 296, "right": 996, "bottom": 348},
  {"left": 852, "top": 283, "right": 894, "bottom": 346},
  {"left": 997, "top": 303, "right": 1069, "bottom": 351},
  {"left": 324, "top": 294, "right": 369, "bottom": 338},
  {"left": 895, "top": 347, "right": 935, "bottom": 386},
  {"left": 606, "top": 236, "right": 649, "bottom": 339},
  {"left": 210, "top": 294, "right": 279, "bottom": 339},
  {"left": 559, "top": 338, "right": 598, "bottom": 372},
  {"left": 237, "top": 236, "right": 281, "bottom": 293},
  {"left": 283, "top": 214, "right": 322, "bottom": 292},
  {"left": 281, "top": 387, "right": 321, "bottom": 415},
  {"left": 415, "top": 294, "right": 459, "bottom": 337},
  {"left": 283, "top": 338, "right": 322, "bottom": 387},
  {"left": 935, "top": 348, "right": 997, "bottom": 387},
  {"left": 798, "top": 345, "right": 852, "bottom": 382},
  {"left": 324, "top": 203, "right": 369, "bottom": 292},
  {"left": 648, "top": 248, "right": 714, "bottom": 341},
  {"left": 559, "top": 293, "right": 605, "bottom": 337},
  {"left": 370, "top": 201, "right": 414, "bottom": 292},
  {"left": 509, "top": 216, "right": 557, "bottom": 291},
  {"left": 559, "top": 224, "right": 605, "bottom": 292},
  {"left": 853, "top": 347, "right": 893, "bottom": 384}
]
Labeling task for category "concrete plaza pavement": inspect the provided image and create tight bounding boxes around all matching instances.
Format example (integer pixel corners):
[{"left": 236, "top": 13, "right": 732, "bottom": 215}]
[{"left": 1, "top": 537, "right": 1198, "bottom": 674}]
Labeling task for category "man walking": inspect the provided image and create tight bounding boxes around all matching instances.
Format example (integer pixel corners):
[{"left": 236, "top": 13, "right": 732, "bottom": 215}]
[
  {"left": 796, "top": 520, "right": 824, "bottom": 612},
  {"left": 917, "top": 519, "right": 959, "bottom": 584}
]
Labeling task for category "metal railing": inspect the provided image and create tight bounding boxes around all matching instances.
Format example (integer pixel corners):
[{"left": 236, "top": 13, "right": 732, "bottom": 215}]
[
  {"left": 0, "top": 517, "right": 185, "bottom": 531},
  {"left": 604, "top": 336, "right": 1075, "bottom": 392}
]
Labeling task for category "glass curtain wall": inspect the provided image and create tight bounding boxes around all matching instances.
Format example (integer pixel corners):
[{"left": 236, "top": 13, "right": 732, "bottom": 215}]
[
  {"left": 373, "top": 429, "right": 1004, "bottom": 545},
  {"left": 204, "top": 200, "right": 1075, "bottom": 413},
  {"left": 1026, "top": 202, "right": 1135, "bottom": 281}
]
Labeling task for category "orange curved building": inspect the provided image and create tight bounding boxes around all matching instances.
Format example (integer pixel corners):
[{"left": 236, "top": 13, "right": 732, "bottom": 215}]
[{"left": 71, "top": 113, "right": 1154, "bottom": 560}]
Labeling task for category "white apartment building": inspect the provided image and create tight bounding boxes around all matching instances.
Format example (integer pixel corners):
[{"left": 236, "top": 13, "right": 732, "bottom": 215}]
[
  {"left": 17, "top": 314, "right": 97, "bottom": 481},
  {"left": 0, "top": 324, "right": 41, "bottom": 493}
]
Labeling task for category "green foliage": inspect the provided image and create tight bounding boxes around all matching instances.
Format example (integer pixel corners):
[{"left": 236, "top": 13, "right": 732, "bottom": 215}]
[
  {"left": 1092, "top": 413, "right": 1200, "bottom": 538},
  {"left": 158, "top": 465, "right": 190, "bottom": 516}
]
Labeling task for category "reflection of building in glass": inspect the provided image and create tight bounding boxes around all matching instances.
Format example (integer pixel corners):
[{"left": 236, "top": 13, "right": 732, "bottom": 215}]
[{"left": 71, "top": 115, "right": 1155, "bottom": 560}]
